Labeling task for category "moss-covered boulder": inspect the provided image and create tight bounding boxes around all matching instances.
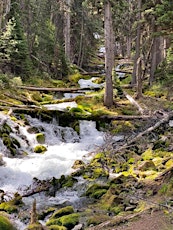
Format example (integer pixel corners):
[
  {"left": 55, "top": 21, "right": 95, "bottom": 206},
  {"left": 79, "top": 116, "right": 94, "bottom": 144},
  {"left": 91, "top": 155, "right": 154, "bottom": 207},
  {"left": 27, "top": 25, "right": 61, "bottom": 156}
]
[
  {"left": 51, "top": 206, "right": 74, "bottom": 219},
  {"left": 46, "top": 213, "right": 79, "bottom": 229},
  {"left": 0, "top": 214, "right": 17, "bottom": 230},
  {"left": 85, "top": 183, "right": 109, "bottom": 199},
  {"left": 34, "top": 145, "right": 47, "bottom": 153},
  {"left": 36, "top": 133, "right": 45, "bottom": 144},
  {"left": 0, "top": 193, "right": 23, "bottom": 214},
  {"left": 25, "top": 223, "right": 44, "bottom": 230},
  {"left": 1, "top": 133, "right": 20, "bottom": 156},
  {"left": 72, "top": 160, "right": 85, "bottom": 170},
  {"left": 47, "top": 226, "right": 67, "bottom": 230}
]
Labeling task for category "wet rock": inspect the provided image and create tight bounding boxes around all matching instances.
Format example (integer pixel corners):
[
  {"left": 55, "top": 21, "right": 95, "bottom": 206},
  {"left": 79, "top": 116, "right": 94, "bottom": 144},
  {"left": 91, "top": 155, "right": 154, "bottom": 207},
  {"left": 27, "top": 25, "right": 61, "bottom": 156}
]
[{"left": 72, "top": 160, "right": 85, "bottom": 170}]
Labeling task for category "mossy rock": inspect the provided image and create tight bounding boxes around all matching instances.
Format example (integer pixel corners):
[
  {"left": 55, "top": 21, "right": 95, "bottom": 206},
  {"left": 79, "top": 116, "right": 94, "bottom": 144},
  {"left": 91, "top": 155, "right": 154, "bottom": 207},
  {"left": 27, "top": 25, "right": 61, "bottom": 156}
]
[
  {"left": 27, "top": 127, "right": 40, "bottom": 134},
  {"left": 0, "top": 193, "right": 23, "bottom": 214},
  {"left": 56, "top": 213, "right": 79, "bottom": 229},
  {"left": 47, "top": 226, "right": 67, "bottom": 230},
  {"left": 71, "top": 160, "right": 85, "bottom": 170},
  {"left": 100, "top": 189, "right": 123, "bottom": 209},
  {"left": 47, "top": 213, "right": 79, "bottom": 229},
  {"left": 109, "top": 205, "right": 124, "bottom": 215},
  {"left": 34, "top": 145, "right": 47, "bottom": 153},
  {"left": 61, "top": 176, "right": 78, "bottom": 188},
  {"left": 51, "top": 206, "right": 74, "bottom": 219},
  {"left": 26, "top": 223, "right": 44, "bottom": 230},
  {"left": 0, "top": 123, "right": 12, "bottom": 135},
  {"left": 0, "top": 214, "right": 17, "bottom": 230},
  {"left": 36, "top": 133, "right": 45, "bottom": 144},
  {"left": 85, "top": 183, "right": 109, "bottom": 199},
  {"left": 2, "top": 134, "right": 20, "bottom": 156},
  {"left": 0, "top": 202, "right": 18, "bottom": 214},
  {"left": 39, "top": 207, "right": 56, "bottom": 220}
]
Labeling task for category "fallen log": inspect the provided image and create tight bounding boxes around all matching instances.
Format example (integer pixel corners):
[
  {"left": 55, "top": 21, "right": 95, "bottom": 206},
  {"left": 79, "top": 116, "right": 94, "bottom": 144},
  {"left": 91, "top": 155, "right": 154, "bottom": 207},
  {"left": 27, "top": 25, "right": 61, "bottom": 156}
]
[
  {"left": 100, "top": 114, "right": 151, "bottom": 121},
  {"left": 17, "top": 86, "right": 102, "bottom": 92},
  {"left": 115, "top": 111, "right": 173, "bottom": 152},
  {"left": 123, "top": 91, "right": 145, "bottom": 115}
]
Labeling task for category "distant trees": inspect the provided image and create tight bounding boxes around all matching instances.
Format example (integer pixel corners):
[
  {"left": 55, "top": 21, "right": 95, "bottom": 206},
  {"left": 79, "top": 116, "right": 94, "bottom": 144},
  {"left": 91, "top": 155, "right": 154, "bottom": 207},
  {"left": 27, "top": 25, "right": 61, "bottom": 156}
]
[
  {"left": 0, "top": 0, "right": 172, "bottom": 104},
  {"left": 0, "top": 0, "right": 31, "bottom": 78}
]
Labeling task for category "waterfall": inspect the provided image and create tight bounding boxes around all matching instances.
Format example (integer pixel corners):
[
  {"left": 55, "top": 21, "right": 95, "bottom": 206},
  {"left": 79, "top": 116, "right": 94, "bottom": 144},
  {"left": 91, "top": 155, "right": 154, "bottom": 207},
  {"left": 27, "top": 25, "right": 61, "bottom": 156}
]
[{"left": 0, "top": 114, "right": 104, "bottom": 194}]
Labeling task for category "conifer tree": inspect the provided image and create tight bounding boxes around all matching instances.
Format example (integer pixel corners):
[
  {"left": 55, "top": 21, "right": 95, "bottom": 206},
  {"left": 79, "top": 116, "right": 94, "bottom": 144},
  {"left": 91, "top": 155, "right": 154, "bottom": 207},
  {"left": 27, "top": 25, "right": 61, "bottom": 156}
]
[{"left": 0, "top": 0, "right": 32, "bottom": 78}]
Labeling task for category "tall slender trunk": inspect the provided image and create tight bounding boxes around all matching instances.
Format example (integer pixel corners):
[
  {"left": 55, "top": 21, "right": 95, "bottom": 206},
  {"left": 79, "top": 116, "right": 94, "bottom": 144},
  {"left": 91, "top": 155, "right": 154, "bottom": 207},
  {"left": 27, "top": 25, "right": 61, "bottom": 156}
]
[
  {"left": 131, "top": 0, "right": 141, "bottom": 85},
  {"left": 0, "top": 0, "right": 3, "bottom": 30},
  {"left": 149, "top": 14, "right": 165, "bottom": 85},
  {"left": 104, "top": 0, "right": 114, "bottom": 108},
  {"left": 77, "top": 9, "right": 84, "bottom": 67},
  {"left": 0, "top": 0, "right": 11, "bottom": 30},
  {"left": 64, "top": 0, "right": 71, "bottom": 62},
  {"left": 135, "top": 57, "right": 143, "bottom": 98}
]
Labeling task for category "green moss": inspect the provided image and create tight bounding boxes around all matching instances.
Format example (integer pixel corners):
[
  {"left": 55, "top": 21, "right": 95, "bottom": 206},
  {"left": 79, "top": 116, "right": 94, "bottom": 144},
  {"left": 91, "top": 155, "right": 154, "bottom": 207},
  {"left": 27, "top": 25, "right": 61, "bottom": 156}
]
[
  {"left": 0, "top": 203, "right": 18, "bottom": 214},
  {"left": 47, "top": 226, "right": 67, "bottom": 230},
  {"left": 0, "top": 193, "right": 23, "bottom": 214},
  {"left": 141, "top": 148, "right": 153, "bottom": 160},
  {"left": 39, "top": 207, "right": 56, "bottom": 220},
  {"left": 36, "top": 133, "right": 45, "bottom": 144},
  {"left": 87, "top": 214, "right": 110, "bottom": 226},
  {"left": 165, "top": 159, "right": 173, "bottom": 168},
  {"left": 0, "top": 215, "right": 17, "bottom": 230},
  {"left": 51, "top": 206, "right": 74, "bottom": 219},
  {"left": 85, "top": 184, "right": 109, "bottom": 198},
  {"left": 56, "top": 213, "right": 79, "bottom": 229},
  {"left": 62, "top": 176, "right": 78, "bottom": 188},
  {"left": 31, "top": 92, "right": 43, "bottom": 102},
  {"left": 68, "top": 73, "right": 85, "bottom": 83},
  {"left": 1, "top": 133, "right": 20, "bottom": 156},
  {"left": 34, "top": 145, "right": 47, "bottom": 153},
  {"left": 109, "top": 205, "right": 124, "bottom": 215},
  {"left": 26, "top": 223, "right": 43, "bottom": 230},
  {"left": 47, "top": 213, "right": 79, "bottom": 229},
  {"left": 42, "top": 93, "right": 54, "bottom": 102}
]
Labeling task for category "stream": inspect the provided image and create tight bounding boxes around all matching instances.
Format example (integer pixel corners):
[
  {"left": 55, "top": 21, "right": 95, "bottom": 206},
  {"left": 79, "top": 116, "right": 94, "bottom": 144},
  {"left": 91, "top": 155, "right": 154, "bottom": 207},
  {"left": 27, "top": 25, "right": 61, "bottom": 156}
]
[{"left": 0, "top": 71, "right": 125, "bottom": 229}]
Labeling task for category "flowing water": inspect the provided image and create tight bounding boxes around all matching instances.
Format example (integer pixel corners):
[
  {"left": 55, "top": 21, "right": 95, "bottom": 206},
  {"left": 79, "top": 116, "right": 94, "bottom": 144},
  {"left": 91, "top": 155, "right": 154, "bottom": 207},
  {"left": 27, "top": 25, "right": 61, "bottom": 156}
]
[
  {"left": 0, "top": 114, "right": 104, "bottom": 194},
  {"left": 0, "top": 77, "right": 108, "bottom": 229}
]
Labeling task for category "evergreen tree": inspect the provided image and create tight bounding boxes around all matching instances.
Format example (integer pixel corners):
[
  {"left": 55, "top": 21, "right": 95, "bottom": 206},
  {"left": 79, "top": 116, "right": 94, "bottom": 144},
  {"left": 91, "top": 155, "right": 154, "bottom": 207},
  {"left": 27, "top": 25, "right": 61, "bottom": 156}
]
[{"left": 0, "top": 0, "right": 32, "bottom": 78}]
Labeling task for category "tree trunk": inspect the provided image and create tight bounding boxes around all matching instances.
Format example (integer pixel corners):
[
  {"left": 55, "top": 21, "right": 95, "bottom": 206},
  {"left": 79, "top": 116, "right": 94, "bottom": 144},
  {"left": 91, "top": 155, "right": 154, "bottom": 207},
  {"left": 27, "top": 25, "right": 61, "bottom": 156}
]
[
  {"left": 104, "top": 0, "right": 114, "bottom": 108},
  {"left": 0, "top": 0, "right": 11, "bottom": 30},
  {"left": 149, "top": 17, "right": 165, "bottom": 85},
  {"left": 64, "top": 0, "right": 71, "bottom": 62},
  {"left": 131, "top": 0, "right": 142, "bottom": 85},
  {"left": 135, "top": 57, "right": 143, "bottom": 99}
]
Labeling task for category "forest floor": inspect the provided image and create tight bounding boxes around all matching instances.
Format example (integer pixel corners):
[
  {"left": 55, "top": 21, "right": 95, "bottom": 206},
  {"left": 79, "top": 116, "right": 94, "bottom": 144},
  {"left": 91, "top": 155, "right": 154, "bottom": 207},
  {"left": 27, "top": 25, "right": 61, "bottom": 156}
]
[{"left": 110, "top": 210, "right": 173, "bottom": 230}]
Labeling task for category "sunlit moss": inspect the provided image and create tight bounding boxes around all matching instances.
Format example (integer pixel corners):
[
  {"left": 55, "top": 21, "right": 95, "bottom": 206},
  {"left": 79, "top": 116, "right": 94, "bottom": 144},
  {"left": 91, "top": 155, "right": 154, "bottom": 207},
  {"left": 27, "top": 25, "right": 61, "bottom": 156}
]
[{"left": 0, "top": 214, "right": 17, "bottom": 230}]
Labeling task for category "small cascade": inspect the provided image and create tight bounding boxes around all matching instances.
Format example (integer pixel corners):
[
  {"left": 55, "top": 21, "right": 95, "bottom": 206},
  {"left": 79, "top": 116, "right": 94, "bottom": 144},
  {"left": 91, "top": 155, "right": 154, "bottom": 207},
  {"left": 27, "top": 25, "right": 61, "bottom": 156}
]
[
  {"left": 115, "top": 64, "right": 126, "bottom": 79},
  {"left": 0, "top": 114, "right": 104, "bottom": 194}
]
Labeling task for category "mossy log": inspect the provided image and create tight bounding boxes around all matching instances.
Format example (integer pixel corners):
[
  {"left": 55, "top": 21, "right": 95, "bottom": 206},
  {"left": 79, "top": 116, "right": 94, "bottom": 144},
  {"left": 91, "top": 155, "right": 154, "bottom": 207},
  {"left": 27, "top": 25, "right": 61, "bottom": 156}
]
[{"left": 17, "top": 86, "right": 101, "bottom": 92}]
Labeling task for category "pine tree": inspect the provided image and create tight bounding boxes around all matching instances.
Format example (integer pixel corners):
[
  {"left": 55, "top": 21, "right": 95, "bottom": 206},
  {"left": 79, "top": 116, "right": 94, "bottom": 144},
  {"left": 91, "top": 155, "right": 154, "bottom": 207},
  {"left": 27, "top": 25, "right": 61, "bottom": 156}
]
[{"left": 0, "top": 0, "right": 32, "bottom": 78}]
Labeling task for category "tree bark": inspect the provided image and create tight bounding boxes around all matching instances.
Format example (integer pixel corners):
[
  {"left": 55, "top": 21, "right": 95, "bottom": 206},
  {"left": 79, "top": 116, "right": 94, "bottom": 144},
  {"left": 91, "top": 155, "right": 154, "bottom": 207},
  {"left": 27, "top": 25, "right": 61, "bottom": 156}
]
[
  {"left": 64, "top": 0, "right": 71, "bottom": 62},
  {"left": 17, "top": 86, "right": 101, "bottom": 92},
  {"left": 104, "top": 0, "right": 114, "bottom": 108},
  {"left": 131, "top": 0, "right": 142, "bottom": 85}
]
